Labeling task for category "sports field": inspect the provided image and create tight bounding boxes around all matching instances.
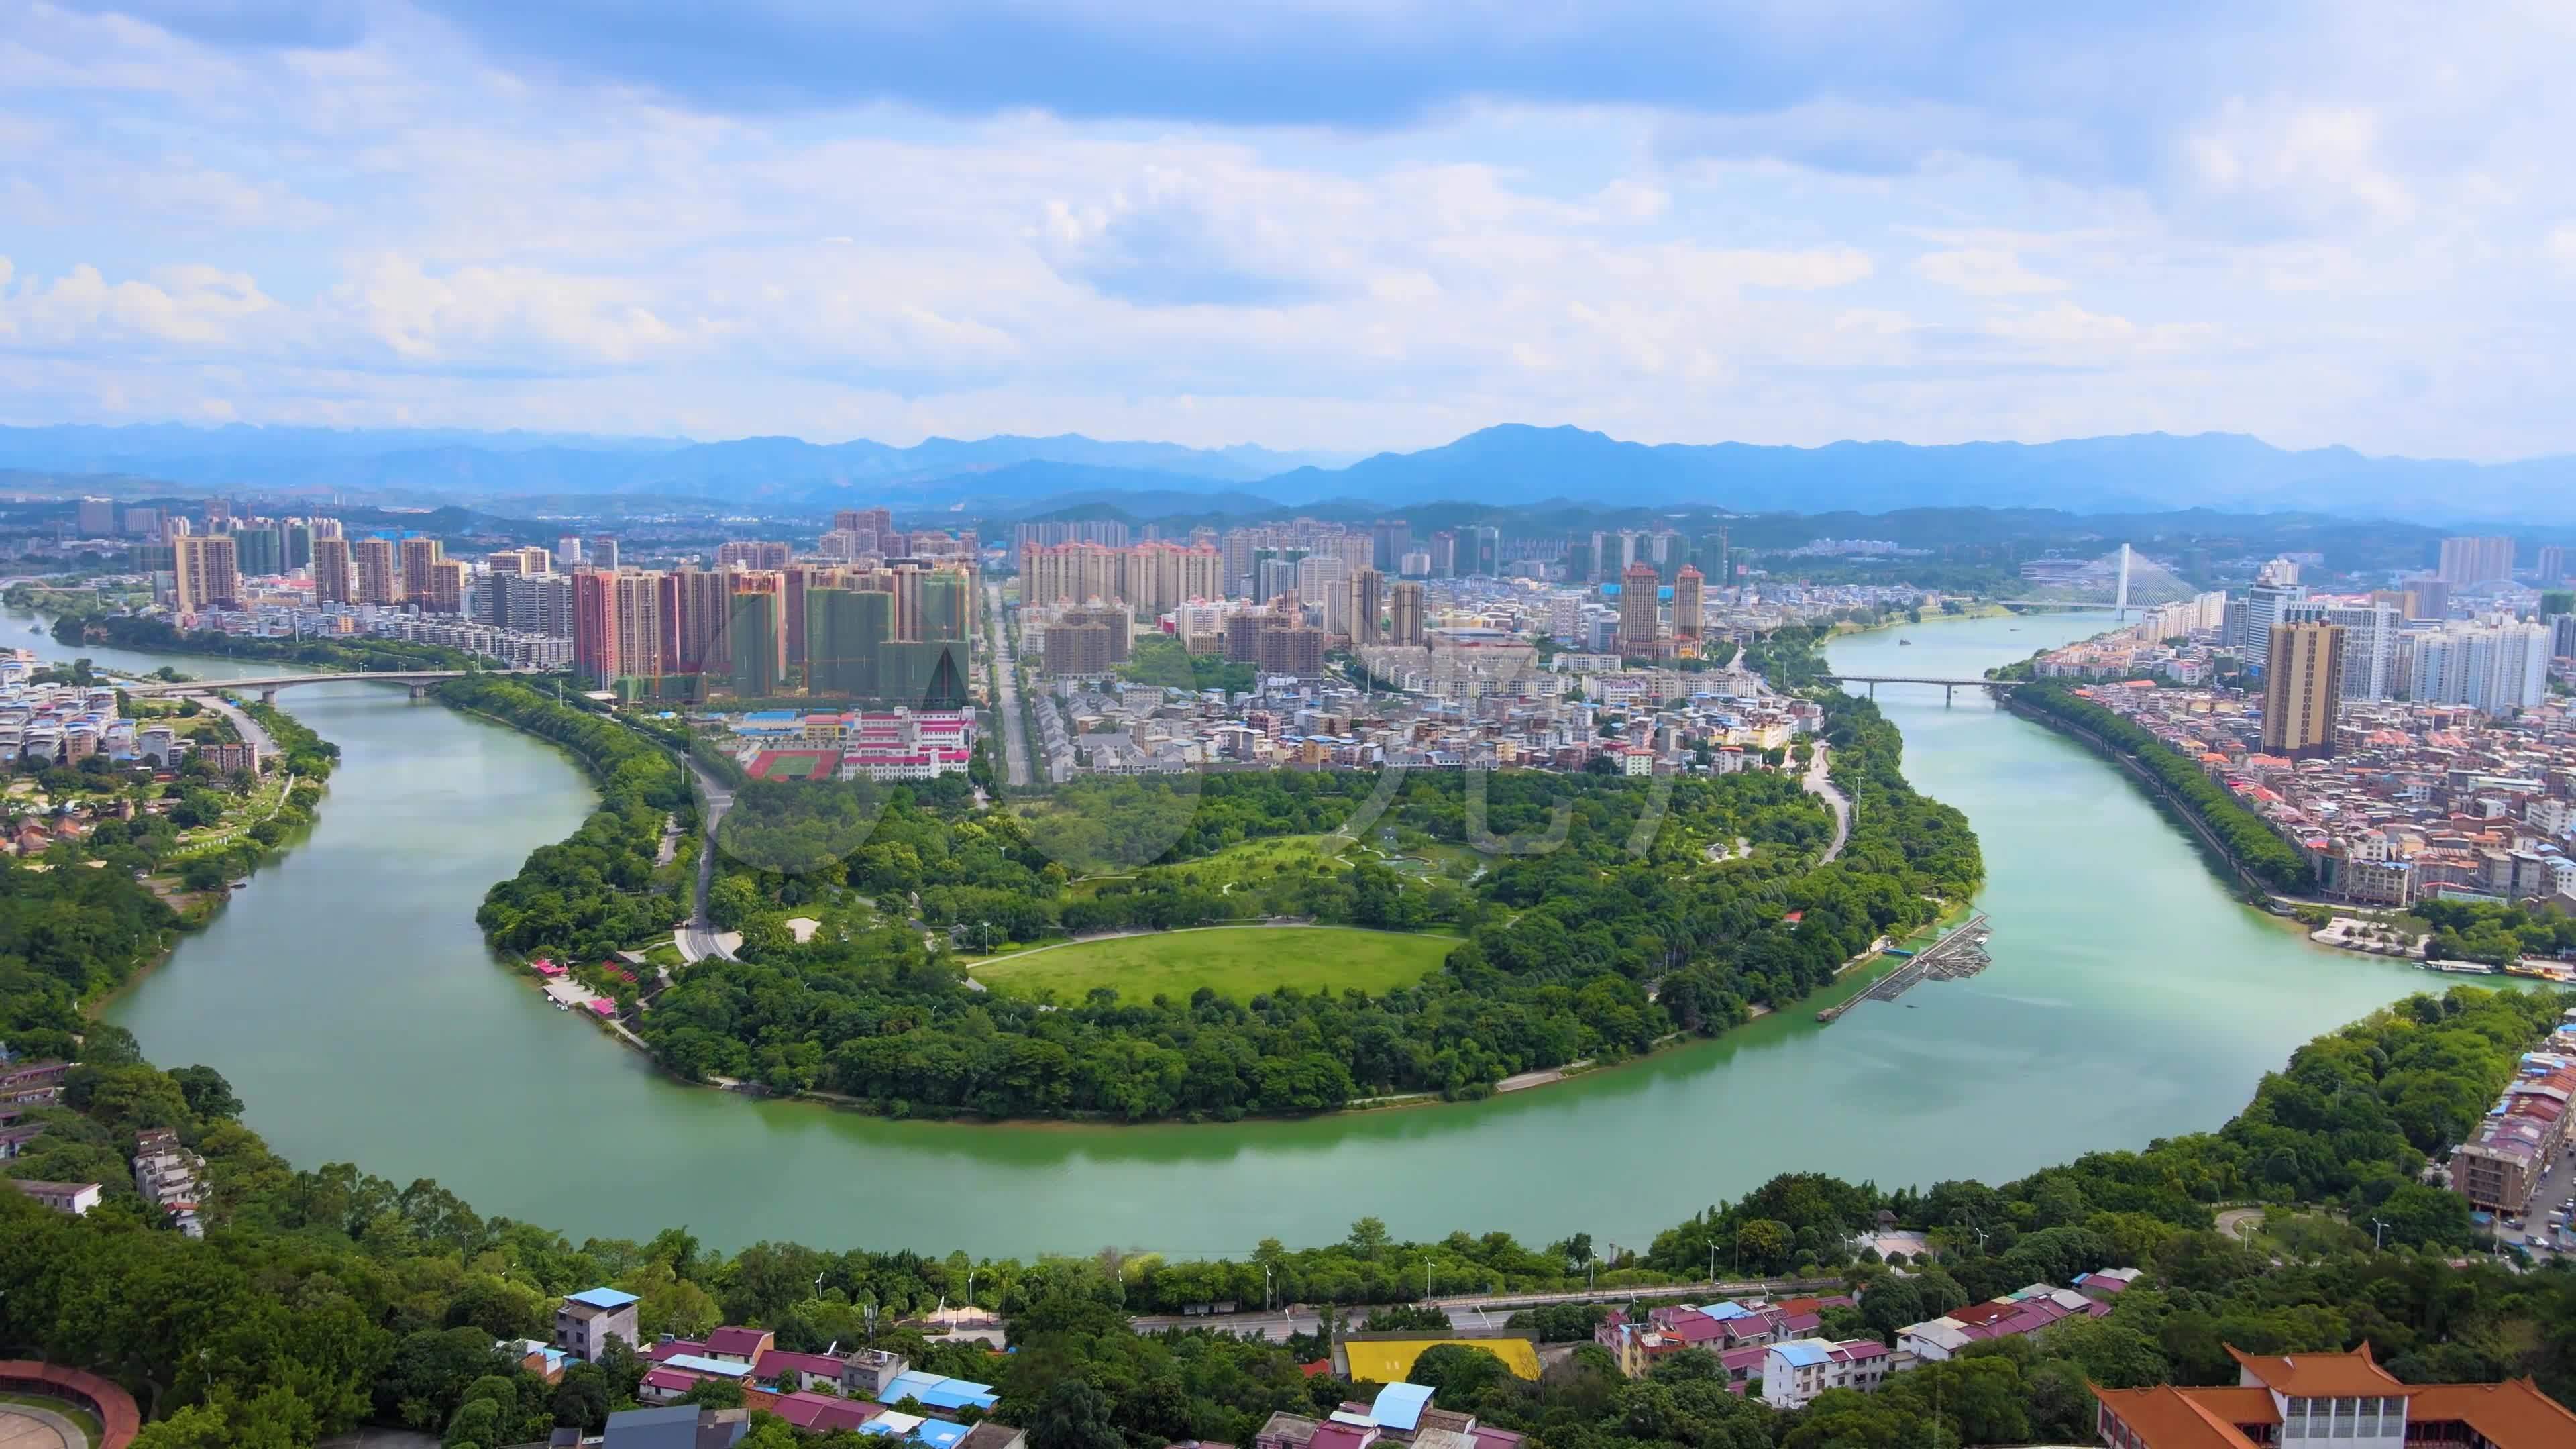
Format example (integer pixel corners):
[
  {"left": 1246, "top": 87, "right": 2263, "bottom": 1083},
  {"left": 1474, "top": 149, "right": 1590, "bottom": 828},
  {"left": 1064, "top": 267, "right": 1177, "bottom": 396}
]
[
  {"left": 973, "top": 925, "right": 1454, "bottom": 1002},
  {"left": 1344, "top": 1336, "right": 1541, "bottom": 1383}
]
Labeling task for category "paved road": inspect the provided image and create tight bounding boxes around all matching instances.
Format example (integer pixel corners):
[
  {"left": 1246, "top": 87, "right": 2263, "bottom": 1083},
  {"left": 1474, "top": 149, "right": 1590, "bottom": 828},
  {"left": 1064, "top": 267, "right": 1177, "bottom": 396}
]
[
  {"left": 197, "top": 692, "right": 276, "bottom": 755},
  {"left": 2216, "top": 1207, "right": 2265, "bottom": 1241},
  {"left": 0, "top": 1405, "right": 78, "bottom": 1449},
  {"left": 986, "top": 582, "right": 1034, "bottom": 788},
  {"left": 1802, "top": 744, "right": 1850, "bottom": 863},
  {"left": 1128, "top": 1275, "right": 1835, "bottom": 1341},
  {"left": 680, "top": 754, "right": 738, "bottom": 963},
  {"left": 1131, "top": 1308, "right": 1322, "bottom": 1342}
]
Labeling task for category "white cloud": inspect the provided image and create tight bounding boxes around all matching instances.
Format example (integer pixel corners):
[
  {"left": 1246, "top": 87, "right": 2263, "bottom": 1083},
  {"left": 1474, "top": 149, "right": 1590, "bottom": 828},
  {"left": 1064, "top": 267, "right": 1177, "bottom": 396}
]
[
  {"left": 0, "top": 258, "right": 279, "bottom": 346},
  {"left": 322, "top": 256, "right": 682, "bottom": 363},
  {"left": 1909, "top": 248, "right": 2066, "bottom": 296},
  {"left": 2185, "top": 101, "right": 2416, "bottom": 227},
  {"left": 0, "top": 1, "right": 2573, "bottom": 461}
]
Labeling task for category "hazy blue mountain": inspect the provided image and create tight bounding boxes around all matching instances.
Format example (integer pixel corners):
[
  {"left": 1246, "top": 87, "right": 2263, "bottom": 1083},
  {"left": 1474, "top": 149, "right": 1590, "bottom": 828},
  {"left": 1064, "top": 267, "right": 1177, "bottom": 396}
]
[
  {"left": 7, "top": 421, "right": 2572, "bottom": 522},
  {"left": 1252, "top": 425, "right": 2576, "bottom": 523},
  {"left": 0, "top": 425, "right": 1340, "bottom": 501}
]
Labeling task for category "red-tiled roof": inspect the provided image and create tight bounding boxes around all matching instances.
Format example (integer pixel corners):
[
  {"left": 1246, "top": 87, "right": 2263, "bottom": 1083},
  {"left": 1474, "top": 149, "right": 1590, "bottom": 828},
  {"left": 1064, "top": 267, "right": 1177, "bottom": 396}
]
[
  {"left": 2409, "top": 1380, "right": 2576, "bottom": 1446},
  {"left": 756, "top": 1348, "right": 849, "bottom": 1380},
  {"left": 2226, "top": 1343, "right": 2406, "bottom": 1397},
  {"left": 2094, "top": 1387, "right": 2265, "bottom": 1449}
]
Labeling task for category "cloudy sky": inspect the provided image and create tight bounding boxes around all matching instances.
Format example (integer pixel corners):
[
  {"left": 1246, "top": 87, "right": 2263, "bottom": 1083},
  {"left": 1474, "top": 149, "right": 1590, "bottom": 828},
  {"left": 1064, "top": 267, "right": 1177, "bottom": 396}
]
[{"left": 4, "top": 1, "right": 2573, "bottom": 458}]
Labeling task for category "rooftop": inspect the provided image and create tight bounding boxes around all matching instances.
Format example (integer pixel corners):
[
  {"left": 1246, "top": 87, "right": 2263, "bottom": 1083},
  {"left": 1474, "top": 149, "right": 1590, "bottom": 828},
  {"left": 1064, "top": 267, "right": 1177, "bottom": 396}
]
[{"left": 566, "top": 1287, "right": 641, "bottom": 1311}]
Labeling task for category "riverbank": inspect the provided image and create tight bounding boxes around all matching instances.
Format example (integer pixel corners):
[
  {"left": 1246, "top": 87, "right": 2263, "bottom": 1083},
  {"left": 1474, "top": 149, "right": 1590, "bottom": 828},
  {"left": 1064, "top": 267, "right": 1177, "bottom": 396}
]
[
  {"left": 1998, "top": 688, "right": 2291, "bottom": 905},
  {"left": 66, "top": 710, "right": 338, "bottom": 1016},
  {"left": 84, "top": 606, "right": 2448, "bottom": 1256}
]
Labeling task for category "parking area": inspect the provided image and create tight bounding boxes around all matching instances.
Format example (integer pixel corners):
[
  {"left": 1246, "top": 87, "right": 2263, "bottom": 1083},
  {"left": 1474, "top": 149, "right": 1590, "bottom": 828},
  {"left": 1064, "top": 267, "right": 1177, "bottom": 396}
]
[{"left": 2491, "top": 1148, "right": 2576, "bottom": 1256}]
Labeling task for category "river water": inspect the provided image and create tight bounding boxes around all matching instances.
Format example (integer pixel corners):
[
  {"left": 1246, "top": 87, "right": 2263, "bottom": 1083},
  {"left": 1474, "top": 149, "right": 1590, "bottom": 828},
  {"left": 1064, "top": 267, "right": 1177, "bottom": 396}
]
[{"left": 57, "top": 610, "right": 2424, "bottom": 1256}]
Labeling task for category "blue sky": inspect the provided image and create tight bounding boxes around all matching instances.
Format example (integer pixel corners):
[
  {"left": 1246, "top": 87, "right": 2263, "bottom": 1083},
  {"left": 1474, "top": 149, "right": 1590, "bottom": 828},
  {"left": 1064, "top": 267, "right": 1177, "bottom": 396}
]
[{"left": 4, "top": 1, "right": 2573, "bottom": 458}]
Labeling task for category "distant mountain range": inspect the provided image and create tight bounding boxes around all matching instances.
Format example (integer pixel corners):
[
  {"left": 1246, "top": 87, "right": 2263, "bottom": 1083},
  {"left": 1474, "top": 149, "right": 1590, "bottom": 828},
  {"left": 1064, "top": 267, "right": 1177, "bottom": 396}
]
[{"left": 3, "top": 422, "right": 2570, "bottom": 525}]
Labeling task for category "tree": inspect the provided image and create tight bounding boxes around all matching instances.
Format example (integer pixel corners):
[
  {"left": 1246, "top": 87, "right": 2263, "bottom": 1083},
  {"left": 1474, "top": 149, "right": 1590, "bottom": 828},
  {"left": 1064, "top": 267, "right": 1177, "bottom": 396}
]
[
  {"left": 171, "top": 1063, "right": 243, "bottom": 1120},
  {"left": 1028, "top": 1379, "right": 1124, "bottom": 1449},
  {"left": 2373, "top": 1183, "right": 2475, "bottom": 1250},
  {"left": 1735, "top": 1219, "right": 1793, "bottom": 1274},
  {"left": 1346, "top": 1217, "right": 1391, "bottom": 1258},
  {"left": 1409, "top": 1344, "right": 1510, "bottom": 1407},
  {"left": 680, "top": 1377, "right": 746, "bottom": 1409}
]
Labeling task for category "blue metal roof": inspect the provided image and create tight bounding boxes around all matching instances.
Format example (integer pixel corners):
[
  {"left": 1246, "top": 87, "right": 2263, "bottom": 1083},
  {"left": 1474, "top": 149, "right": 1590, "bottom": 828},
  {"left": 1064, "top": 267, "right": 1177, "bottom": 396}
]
[
  {"left": 1370, "top": 1383, "right": 1433, "bottom": 1432},
  {"left": 1768, "top": 1340, "right": 1830, "bottom": 1367},
  {"left": 914, "top": 1423, "right": 969, "bottom": 1449},
  {"left": 567, "top": 1287, "right": 639, "bottom": 1310},
  {"left": 885, "top": 1373, "right": 998, "bottom": 1411},
  {"left": 663, "top": 1354, "right": 751, "bottom": 1378}
]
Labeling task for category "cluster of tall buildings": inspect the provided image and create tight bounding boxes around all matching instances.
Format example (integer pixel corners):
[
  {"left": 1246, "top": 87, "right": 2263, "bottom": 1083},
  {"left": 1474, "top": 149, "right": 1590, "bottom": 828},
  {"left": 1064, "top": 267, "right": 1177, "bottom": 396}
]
[
  {"left": 1018, "top": 539, "right": 1225, "bottom": 615},
  {"left": 2258, "top": 610, "right": 2557, "bottom": 760},
  {"left": 1615, "top": 561, "right": 1705, "bottom": 658},
  {"left": 573, "top": 559, "right": 974, "bottom": 706}
]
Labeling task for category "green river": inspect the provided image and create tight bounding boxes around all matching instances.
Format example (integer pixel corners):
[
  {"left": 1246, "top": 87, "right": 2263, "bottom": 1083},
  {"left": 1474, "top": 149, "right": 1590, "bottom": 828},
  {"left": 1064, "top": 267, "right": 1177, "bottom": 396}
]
[{"left": 46, "top": 610, "right": 2426, "bottom": 1256}]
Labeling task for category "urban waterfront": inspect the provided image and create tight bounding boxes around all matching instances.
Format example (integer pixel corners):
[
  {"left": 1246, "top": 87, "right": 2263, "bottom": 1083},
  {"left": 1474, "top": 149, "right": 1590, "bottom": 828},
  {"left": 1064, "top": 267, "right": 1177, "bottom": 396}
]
[{"left": 60, "top": 609, "right": 2432, "bottom": 1257}]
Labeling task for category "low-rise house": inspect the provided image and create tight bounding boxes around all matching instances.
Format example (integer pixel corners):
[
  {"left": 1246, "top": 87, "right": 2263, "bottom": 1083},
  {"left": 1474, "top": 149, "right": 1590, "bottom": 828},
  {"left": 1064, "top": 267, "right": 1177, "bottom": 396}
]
[
  {"left": 1898, "top": 1282, "right": 2108, "bottom": 1361},
  {"left": 9, "top": 1178, "right": 102, "bottom": 1216},
  {"left": 704, "top": 1326, "right": 773, "bottom": 1364},
  {"left": 953, "top": 1423, "right": 1028, "bottom": 1449},
  {"left": 133, "top": 1126, "right": 207, "bottom": 1238},
  {"left": 1759, "top": 1338, "right": 1892, "bottom": 1409},
  {"left": 843, "top": 1348, "right": 912, "bottom": 1399},
  {"left": 1256, "top": 1411, "right": 1322, "bottom": 1449},
  {"left": 602, "top": 1404, "right": 749, "bottom": 1449},
  {"left": 754, "top": 1346, "right": 854, "bottom": 1392},
  {"left": 2075, "top": 1267, "right": 2142, "bottom": 1303},
  {"left": 0, "top": 1109, "right": 43, "bottom": 1159},
  {"left": 1595, "top": 1296, "right": 1851, "bottom": 1378},
  {"left": 0, "top": 1059, "right": 68, "bottom": 1105},
  {"left": 555, "top": 1287, "right": 642, "bottom": 1363},
  {"left": 883, "top": 1369, "right": 1000, "bottom": 1413},
  {"left": 741, "top": 1387, "right": 882, "bottom": 1433},
  {"left": 501, "top": 1338, "right": 569, "bottom": 1383}
]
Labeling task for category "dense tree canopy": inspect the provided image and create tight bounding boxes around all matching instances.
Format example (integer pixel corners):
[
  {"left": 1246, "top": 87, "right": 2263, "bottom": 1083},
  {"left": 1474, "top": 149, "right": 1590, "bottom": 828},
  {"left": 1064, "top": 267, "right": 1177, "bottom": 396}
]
[{"left": 629, "top": 628, "right": 1984, "bottom": 1120}]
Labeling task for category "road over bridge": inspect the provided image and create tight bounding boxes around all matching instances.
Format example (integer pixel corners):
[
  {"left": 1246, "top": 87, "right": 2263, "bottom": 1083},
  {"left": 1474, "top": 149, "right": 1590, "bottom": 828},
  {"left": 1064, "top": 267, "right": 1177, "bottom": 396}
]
[
  {"left": 1817, "top": 674, "right": 2027, "bottom": 704},
  {"left": 123, "top": 669, "right": 483, "bottom": 703}
]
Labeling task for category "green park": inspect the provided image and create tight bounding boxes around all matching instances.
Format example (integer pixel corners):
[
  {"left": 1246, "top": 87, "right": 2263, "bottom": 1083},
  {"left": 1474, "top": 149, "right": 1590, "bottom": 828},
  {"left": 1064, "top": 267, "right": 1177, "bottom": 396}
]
[{"left": 968, "top": 923, "right": 1458, "bottom": 1002}]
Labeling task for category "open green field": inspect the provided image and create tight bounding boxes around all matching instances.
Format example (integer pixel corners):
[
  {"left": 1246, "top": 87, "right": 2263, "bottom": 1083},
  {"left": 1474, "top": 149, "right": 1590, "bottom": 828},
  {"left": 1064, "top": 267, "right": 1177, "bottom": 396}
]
[{"left": 973, "top": 925, "right": 1455, "bottom": 1002}]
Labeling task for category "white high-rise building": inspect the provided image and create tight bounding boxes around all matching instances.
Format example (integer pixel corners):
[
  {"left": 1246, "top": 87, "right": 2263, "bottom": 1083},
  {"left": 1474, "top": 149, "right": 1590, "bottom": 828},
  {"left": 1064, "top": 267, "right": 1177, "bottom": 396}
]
[
  {"left": 2243, "top": 582, "right": 2306, "bottom": 669},
  {"left": 1299, "top": 553, "right": 1352, "bottom": 634},
  {"left": 2287, "top": 601, "right": 2400, "bottom": 700},
  {"left": 2410, "top": 622, "right": 2551, "bottom": 715}
]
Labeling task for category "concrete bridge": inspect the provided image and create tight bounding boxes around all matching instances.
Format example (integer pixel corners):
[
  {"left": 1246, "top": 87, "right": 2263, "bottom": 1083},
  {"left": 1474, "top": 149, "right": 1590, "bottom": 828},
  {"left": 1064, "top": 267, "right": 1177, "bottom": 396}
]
[
  {"left": 124, "top": 669, "right": 478, "bottom": 704},
  {"left": 1819, "top": 674, "right": 2027, "bottom": 705}
]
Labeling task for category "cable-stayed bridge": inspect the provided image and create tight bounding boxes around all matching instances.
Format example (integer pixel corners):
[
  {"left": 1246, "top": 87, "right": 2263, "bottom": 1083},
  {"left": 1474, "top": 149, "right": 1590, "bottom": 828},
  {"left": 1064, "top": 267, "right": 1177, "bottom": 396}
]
[{"left": 1992, "top": 543, "right": 2199, "bottom": 620}]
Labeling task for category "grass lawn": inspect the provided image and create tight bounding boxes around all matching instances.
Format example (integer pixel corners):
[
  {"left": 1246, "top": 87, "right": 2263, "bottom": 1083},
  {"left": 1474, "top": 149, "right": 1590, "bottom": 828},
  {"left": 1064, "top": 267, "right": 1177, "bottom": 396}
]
[
  {"left": 974, "top": 925, "right": 1454, "bottom": 1003},
  {"left": 1, "top": 1391, "right": 103, "bottom": 1445}
]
